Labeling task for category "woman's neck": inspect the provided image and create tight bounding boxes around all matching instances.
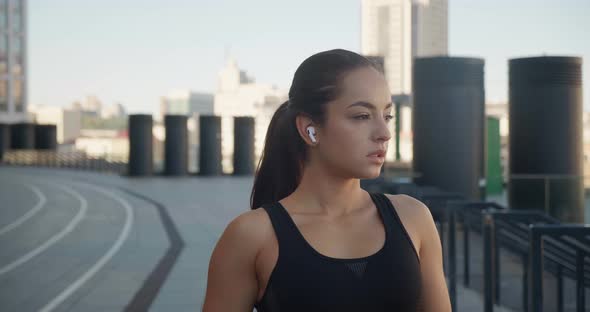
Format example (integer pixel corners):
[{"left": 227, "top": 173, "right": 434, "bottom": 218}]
[{"left": 283, "top": 162, "right": 368, "bottom": 218}]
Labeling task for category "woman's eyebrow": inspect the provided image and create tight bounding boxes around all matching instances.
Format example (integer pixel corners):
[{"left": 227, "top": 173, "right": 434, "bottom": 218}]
[{"left": 347, "top": 101, "right": 393, "bottom": 110}]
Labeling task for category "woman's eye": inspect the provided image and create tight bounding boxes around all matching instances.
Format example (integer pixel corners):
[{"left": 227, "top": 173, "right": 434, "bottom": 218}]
[{"left": 354, "top": 114, "right": 393, "bottom": 121}]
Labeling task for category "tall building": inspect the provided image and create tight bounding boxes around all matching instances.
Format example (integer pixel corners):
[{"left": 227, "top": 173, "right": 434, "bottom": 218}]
[
  {"left": 214, "top": 58, "right": 287, "bottom": 173},
  {"left": 361, "top": 0, "right": 448, "bottom": 94},
  {"left": 361, "top": 0, "right": 447, "bottom": 162},
  {"left": 361, "top": 0, "right": 413, "bottom": 95},
  {"left": 411, "top": 0, "right": 448, "bottom": 58},
  {"left": 0, "top": 0, "right": 27, "bottom": 123}
]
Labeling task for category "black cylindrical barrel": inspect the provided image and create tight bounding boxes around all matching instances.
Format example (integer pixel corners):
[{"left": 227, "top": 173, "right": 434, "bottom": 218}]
[
  {"left": 233, "top": 116, "right": 255, "bottom": 175},
  {"left": 199, "top": 115, "right": 222, "bottom": 175},
  {"left": 128, "top": 114, "right": 153, "bottom": 176},
  {"left": 164, "top": 115, "right": 188, "bottom": 176},
  {"left": 34, "top": 124, "right": 57, "bottom": 150},
  {"left": 10, "top": 122, "right": 35, "bottom": 149},
  {"left": 413, "top": 57, "right": 486, "bottom": 200},
  {"left": 0, "top": 124, "right": 10, "bottom": 161},
  {"left": 508, "top": 56, "right": 584, "bottom": 222}
]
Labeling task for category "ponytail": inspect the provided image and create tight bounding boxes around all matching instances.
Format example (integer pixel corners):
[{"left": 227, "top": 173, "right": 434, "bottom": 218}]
[{"left": 250, "top": 100, "right": 306, "bottom": 209}]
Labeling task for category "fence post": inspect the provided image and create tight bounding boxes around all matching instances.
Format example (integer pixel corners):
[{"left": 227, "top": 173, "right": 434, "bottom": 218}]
[
  {"left": 576, "top": 251, "right": 585, "bottom": 312},
  {"left": 522, "top": 254, "right": 529, "bottom": 312},
  {"left": 483, "top": 213, "right": 495, "bottom": 312},
  {"left": 529, "top": 226, "right": 543, "bottom": 312},
  {"left": 494, "top": 217, "right": 501, "bottom": 304},
  {"left": 463, "top": 208, "right": 470, "bottom": 286},
  {"left": 556, "top": 266, "right": 563, "bottom": 312}
]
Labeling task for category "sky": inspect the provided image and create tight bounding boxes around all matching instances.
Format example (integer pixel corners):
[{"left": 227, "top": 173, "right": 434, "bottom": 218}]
[{"left": 28, "top": 0, "right": 590, "bottom": 114}]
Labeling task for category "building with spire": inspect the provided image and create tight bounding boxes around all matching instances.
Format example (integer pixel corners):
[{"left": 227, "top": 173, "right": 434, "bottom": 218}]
[{"left": 214, "top": 57, "right": 287, "bottom": 173}]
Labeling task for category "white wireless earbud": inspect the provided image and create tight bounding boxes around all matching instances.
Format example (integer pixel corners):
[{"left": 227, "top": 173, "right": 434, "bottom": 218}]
[{"left": 306, "top": 126, "right": 317, "bottom": 143}]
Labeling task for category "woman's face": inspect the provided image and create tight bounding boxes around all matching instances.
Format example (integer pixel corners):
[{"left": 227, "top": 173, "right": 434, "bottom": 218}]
[{"left": 316, "top": 66, "right": 393, "bottom": 179}]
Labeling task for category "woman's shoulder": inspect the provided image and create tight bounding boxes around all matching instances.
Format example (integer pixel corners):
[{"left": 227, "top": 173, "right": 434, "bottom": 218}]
[
  {"left": 217, "top": 207, "right": 275, "bottom": 257},
  {"left": 224, "top": 207, "right": 273, "bottom": 243},
  {"left": 383, "top": 193, "right": 433, "bottom": 223},
  {"left": 382, "top": 193, "right": 436, "bottom": 256}
]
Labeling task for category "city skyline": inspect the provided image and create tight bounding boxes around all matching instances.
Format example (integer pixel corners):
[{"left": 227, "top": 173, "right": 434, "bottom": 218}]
[{"left": 28, "top": 0, "right": 590, "bottom": 114}]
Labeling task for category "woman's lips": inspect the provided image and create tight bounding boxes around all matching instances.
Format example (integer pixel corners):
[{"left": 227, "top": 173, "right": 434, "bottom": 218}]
[{"left": 367, "top": 154, "right": 385, "bottom": 163}]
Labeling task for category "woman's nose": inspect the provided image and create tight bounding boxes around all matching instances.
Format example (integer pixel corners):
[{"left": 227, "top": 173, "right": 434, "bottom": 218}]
[{"left": 375, "top": 116, "right": 392, "bottom": 142}]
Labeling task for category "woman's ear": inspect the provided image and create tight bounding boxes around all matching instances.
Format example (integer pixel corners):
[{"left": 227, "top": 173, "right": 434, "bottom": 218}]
[{"left": 295, "top": 114, "right": 319, "bottom": 146}]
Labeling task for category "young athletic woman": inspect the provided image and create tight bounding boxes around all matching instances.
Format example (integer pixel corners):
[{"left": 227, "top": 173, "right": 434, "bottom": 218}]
[{"left": 203, "top": 49, "right": 451, "bottom": 312}]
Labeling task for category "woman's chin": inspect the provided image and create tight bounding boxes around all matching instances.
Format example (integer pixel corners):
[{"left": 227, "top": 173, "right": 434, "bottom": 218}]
[{"left": 356, "top": 167, "right": 382, "bottom": 180}]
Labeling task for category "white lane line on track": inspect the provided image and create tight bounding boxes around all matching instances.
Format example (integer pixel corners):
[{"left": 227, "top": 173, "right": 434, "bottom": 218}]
[
  {"left": 0, "top": 184, "right": 47, "bottom": 236},
  {"left": 39, "top": 181, "right": 134, "bottom": 312},
  {"left": 0, "top": 184, "right": 88, "bottom": 276}
]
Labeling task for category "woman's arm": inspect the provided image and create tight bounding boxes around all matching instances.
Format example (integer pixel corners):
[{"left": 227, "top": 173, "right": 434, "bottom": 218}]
[
  {"left": 202, "top": 210, "right": 265, "bottom": 311},
  {"left": 405, "top": 195, "right": 452, "bottom": 312}
]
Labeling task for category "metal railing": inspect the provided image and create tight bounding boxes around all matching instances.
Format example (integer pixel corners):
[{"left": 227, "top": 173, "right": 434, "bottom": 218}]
[
  {"left": 363, "top": 177, "right": 590, "bottom": 312},
  {"left": 445, "top": 200, "right": 506, "bottom": 311},
  {"left": 445, "top": 200, "right": 590, "bottom": 312},
  {"left": 529, "top": 224, "right": 590, "bottom": 312},
  {"left": 0, "top": 150, "right": 127, "bottom": 175},
  {"left": 481, "top": 210, "right": 560, "bottom": 312}
]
